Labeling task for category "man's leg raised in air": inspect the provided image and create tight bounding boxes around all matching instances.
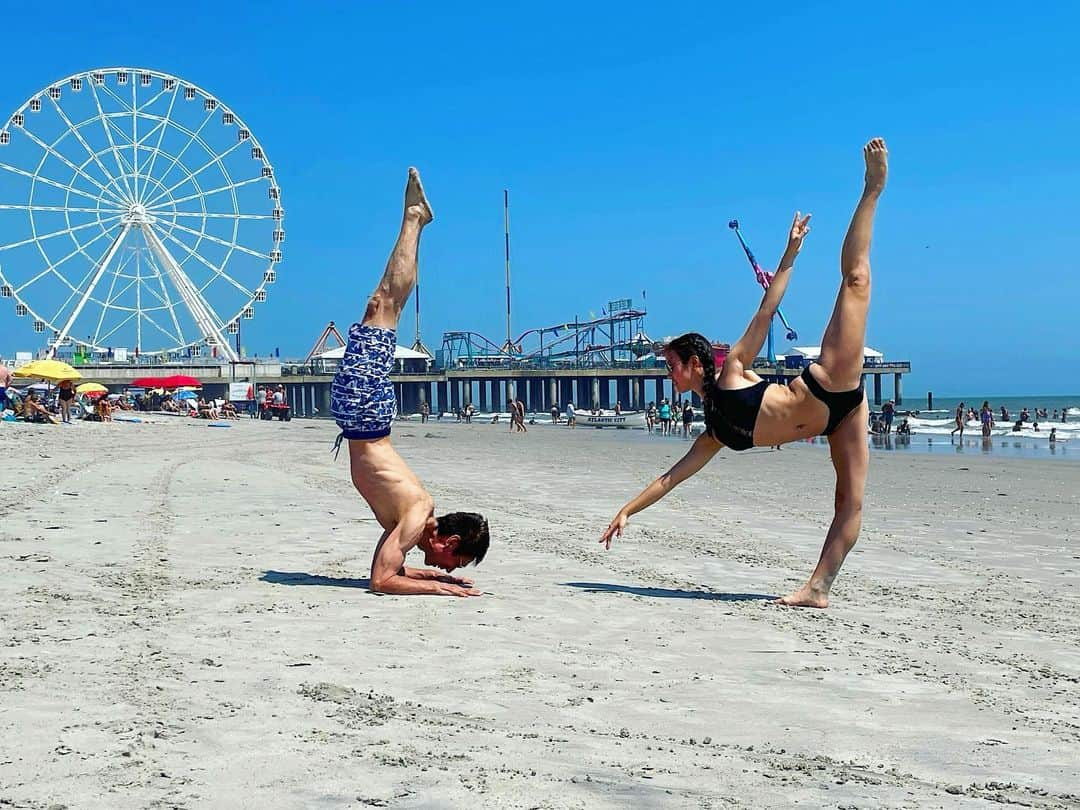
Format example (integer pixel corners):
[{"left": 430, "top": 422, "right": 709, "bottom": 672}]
[{"left": 362, "top": 168, "right": 435, "bottom": 331}]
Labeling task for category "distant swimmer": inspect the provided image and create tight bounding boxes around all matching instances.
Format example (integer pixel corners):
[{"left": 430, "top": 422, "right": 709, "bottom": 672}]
[
  {"left": 601, "top": 138, "right": 889, "bottom": 609},
  {"left": 330, "top": 169, "right": 489, "bottom": 596}
]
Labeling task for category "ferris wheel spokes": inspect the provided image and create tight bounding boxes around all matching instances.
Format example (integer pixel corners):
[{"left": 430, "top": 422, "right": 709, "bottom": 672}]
[
  {"left": 141, "top": 222, "right": 237, "bottom": 361},
  {"left": 16, "top": 224, "right": 123, "bottom": 299},
  {"left": 142, "top": 137, "right": 247, "bottom": 210},
  {"left": 50, "top": 221, "right": 132, "bottom": 352},
  {"left": 155, "top": 226, "right": 254, "bottom": 299},
  {"left": 17, "top": 126, "right": 128, "bottom": 208},
  {"left": 148, "top": 175, "right": 265, "bottom": 210},
  {"left": 44, "top": 92, "right": 136, "bottom": 206},
  {"left": 0, "top": 213, "right": 125, "bottom": 254},
  {"left": 138, "top": 82, "right": 182, "bottom": 202},
  {"left": 0, "top": 160, "right": 121, "bottom": 207},
  {"left": 166, "top": 219, "right": 269, "bottom": 261},
  {"left": 86, "top": 80, "right": 137, "bottom": 201}
]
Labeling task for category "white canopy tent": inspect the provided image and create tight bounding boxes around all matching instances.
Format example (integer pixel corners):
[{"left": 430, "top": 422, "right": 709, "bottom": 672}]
[
  {"left": 777, "top": 346, "right": 884, "bottom": 361},
  {"left": 316, "top": 344, "right": 432, "bottom": 361}
]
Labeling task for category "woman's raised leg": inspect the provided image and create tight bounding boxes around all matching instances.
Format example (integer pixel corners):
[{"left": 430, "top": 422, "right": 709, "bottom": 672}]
[{"left": 814, "top": 139, "right": 887, "bottom": 392}]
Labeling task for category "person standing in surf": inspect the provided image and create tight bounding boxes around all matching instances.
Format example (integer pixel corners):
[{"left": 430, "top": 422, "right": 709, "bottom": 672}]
[{"left": 600, "top": 138, "right": 888, "bottom": 609}]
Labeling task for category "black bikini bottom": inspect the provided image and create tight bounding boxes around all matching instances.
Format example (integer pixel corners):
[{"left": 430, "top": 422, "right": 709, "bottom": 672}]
[{"left": 800, "top": 365, "right": 864, "bottom": 435}]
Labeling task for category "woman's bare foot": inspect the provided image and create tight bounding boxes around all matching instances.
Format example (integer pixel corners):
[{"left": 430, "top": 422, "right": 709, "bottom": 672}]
[
  {"left": 863, "top": 138, "right": 888, "bottom": 195},
  {"left": 405, "top": 167, "right": 434, "bottom": 224},
  {"left": 777, "top": 583, "right": 830, "bottom": 609}
]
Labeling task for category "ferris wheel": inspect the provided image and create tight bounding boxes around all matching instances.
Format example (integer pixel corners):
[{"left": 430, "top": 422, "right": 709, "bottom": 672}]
[{"left": 0, "top": 67, "right": 284, "bottom": 361}]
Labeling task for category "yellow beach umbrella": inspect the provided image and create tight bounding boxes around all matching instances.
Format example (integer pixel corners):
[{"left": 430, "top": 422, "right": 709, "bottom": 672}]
[
  {"left": 76, "top": 382, "right": 108, "bottom": 394},
  {"left": 12, "top": 359, "right": 83, "bottom": 382}
]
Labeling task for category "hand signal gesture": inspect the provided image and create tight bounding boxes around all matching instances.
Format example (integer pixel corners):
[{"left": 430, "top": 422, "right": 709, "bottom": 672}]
[
  {"left": 600, "top": 511, "right": 628, "bottom": 550},
  {"left": 787, "top": 211, "right": 812, "bottom": 254}
]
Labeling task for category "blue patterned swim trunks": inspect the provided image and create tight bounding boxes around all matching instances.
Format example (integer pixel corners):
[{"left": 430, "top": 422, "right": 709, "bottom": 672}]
[{"left": 331, "top": 323, "right": 397, "bottom": 441}]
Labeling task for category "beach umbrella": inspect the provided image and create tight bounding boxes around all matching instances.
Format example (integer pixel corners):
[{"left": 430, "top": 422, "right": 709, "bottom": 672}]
[
  {"left": 76, "top": 382, "right": 108, "bottom": 394},
  {"left": 160, "top": 374, "right": 201, "bottom": 388},
  {"left": 175, "top": 390, "right": 198, "bottom": 401},
  {"left": 12, "top": 359, "right": 82, "bottom": 382}
]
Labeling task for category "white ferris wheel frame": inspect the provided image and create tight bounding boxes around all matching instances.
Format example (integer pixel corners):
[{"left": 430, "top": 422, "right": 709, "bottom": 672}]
[{"left": 0, "top": 67, "right": 284, "bottom": 362}]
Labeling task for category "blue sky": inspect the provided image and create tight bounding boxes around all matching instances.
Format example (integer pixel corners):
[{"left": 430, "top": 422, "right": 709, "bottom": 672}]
[{"left": 0, "top": 1, "right": 1077, "bottom": 396}]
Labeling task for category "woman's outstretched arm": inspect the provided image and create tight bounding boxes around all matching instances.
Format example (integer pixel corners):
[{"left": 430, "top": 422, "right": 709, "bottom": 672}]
[
  {"left": 600, "top": 432, "right": 723, "bottom": 548},
  {"left": 728, "top": 212, "right": 811, "bottom": 367}
]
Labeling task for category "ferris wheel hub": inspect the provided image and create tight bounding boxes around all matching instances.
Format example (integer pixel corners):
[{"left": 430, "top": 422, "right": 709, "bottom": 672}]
[{"left": 123, "top": 203, "right": 155, "bottom": 225}]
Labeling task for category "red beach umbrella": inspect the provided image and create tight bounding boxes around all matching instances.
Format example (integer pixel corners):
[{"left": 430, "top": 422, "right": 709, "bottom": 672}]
[
  {"left": 130, "top": 374, "right": 201, "bottom": 388},
  {"left": 159, "top": 374, "right": 201, "bottom": 388}
]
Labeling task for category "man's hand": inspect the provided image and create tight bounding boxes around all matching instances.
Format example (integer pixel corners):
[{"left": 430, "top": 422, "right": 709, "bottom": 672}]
[
  {"left": 786, "top": 211, "right": 811, "bottom": 255},
  {"left": 405, "top": 567, "right": 474, "bottom": 586},
  {"left": 600, "top": 510, "right": 628, "bottom": 550},
  {"left": 434, "top": 582, "right": 483, "bottom": 597}
]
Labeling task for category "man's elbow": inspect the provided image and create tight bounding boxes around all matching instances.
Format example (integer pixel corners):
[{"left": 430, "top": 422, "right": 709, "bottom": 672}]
[{"left": 369, "top": 575, "right": 395, "bottom": 594}]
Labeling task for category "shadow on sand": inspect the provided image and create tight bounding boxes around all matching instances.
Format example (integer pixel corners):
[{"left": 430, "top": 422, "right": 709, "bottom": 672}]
[
  {"left": 562, "top": 582, "right": 775, "bottom": 602},
  {"left": 260, "top": 570, "right": 371, "bottom": 590}
]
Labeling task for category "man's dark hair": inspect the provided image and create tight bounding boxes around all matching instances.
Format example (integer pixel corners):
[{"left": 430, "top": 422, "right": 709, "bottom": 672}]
[{"left": 436, "top": 512, "right": 490, "bottom": 565}]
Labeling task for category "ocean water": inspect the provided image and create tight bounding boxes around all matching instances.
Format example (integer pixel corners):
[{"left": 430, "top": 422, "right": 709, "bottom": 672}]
[
  {"left": 423, "top": 396, "right": 1080, "bottom": 461},
  {"left": 888, "top": 394, "right": 1079, "bottom": 421}
]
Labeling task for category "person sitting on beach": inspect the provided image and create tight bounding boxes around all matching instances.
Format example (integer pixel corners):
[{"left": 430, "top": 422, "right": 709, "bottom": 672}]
[
  {"left": 330, "top": 168, "right": 488, "bottom": 597},
  {"left": 896, "top": 418, "right": 911, "bottom": 436},
  {"left": 96, "top": 396, "right": 112, "bottom": 423},
  {"left": 221, "top": 399, "right": 238, "bottom": 419},
  {"left": 601, "top": 139, "right": 888, "bottom": 608},
  {"left": 22, "top": 390, "right": 58, "bottom": 424}
]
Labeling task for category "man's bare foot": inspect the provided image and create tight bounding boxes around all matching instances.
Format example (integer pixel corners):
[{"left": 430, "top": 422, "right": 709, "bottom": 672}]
[
  {"left": 863, "top": 137, "right": 888, "bottom": 195},
  {"left": 405, "top": 167, "right": 434, "bottom": 224},
  {"left": 776, "top": 583, "right": 830, "bottom": 609}
]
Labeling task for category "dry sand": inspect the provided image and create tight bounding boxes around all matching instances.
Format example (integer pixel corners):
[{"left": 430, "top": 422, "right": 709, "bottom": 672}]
[{"left": 1, "top": 416, "right": 1078, "bottom": 808}]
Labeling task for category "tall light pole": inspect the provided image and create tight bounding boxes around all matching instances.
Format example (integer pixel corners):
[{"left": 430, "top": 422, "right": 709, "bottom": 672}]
[{"left": 504, "top": 189, "right": 512, "bottom": 355}]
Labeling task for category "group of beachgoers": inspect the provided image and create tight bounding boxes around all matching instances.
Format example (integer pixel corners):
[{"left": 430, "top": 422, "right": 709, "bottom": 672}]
[
  {"left": 0, "top": 371, "right": 261, "bottom": 424},
  {"left": 0, "top": 376, "right": 133, "bottom": 425},
  {"left": 645, "top": 399, "right": 696, "bottom": 437},
  {"left": 329, "top": 139, "right": 888, "bottom": 609},
  {"left": 951, "top": 400, "right": 1070, "bottom": 440}
]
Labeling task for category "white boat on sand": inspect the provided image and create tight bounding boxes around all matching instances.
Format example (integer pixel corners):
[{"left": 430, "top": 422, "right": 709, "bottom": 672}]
[{"left": 574, "top": 410, "right": 646, "bottom": 429}]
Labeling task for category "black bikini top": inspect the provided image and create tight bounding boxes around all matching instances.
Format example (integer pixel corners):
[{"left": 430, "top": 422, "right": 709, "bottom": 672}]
[{"left": 703, "top": 380, "right": 771, "bottom": 451}]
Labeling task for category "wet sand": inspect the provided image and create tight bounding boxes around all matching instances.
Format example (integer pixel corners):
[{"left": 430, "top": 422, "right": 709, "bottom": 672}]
[{"left": 1, "top": 417, "right": 1078, "bottom": 808}]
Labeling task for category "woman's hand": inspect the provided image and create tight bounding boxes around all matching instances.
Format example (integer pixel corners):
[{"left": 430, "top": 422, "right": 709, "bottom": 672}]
[
  {"left": 787, "top": 211, "right": 812, "bottom": 255},
  {"left": 600, "top": 511, "right": 629, "bottom": 550}
]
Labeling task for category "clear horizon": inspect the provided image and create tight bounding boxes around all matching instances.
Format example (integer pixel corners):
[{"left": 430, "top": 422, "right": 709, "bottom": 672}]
[{"left": 0, "top": 2, "right": 1077, "bottom": 396}]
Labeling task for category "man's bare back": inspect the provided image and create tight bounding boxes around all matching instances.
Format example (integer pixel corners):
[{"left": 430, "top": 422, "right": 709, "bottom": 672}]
[{"left": 330, "top": 169, "right": 490, "bottom": 597}]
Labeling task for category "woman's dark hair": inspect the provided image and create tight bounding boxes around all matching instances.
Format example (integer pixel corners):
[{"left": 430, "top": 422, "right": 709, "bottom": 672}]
[
  {"left": 663, "top": 332, "right": 719, "bottom": 424},
  {"left": 436, "top": 512, "right": 490, "bottom": 565}
]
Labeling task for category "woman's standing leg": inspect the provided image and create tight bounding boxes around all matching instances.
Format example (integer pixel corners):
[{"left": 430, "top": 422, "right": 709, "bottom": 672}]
[{"left": 779, "top": 398, "right": 870, "bottom": 607}]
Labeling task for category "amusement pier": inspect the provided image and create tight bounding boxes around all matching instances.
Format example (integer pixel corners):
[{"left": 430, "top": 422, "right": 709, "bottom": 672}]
[{"left": 59, "top": 302, "right": 912, "bottom": 418}]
